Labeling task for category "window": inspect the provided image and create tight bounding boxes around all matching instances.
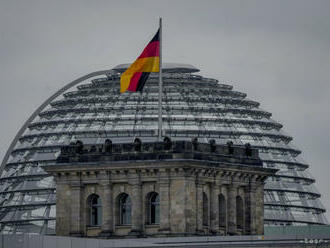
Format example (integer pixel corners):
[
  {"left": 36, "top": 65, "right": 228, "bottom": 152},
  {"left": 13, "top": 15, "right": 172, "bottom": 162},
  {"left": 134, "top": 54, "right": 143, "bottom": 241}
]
[
  {"left": 147, "top": 192, "right": 160, "bottom": 224},
  {"left": 236, "top": 196, "right": 244, "bottom": 229},
  {"left": 118, "top": 193, "right": 131, "bottom": 225},
  {"left": 219, "top": 194, "right": 226, "bottom": 228},
  {"left": 203, "top": 192, "right": 209, "bottom": 226},
  {"left": 88, "top": 194, "right": 102, "bottom": 226}
]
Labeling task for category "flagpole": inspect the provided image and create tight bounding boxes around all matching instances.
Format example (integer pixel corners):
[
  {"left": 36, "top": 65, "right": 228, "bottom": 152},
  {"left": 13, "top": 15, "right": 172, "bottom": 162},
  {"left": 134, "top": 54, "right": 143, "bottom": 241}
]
[{"left": 158, "top": 17, "right": 163, "bottom": 141}]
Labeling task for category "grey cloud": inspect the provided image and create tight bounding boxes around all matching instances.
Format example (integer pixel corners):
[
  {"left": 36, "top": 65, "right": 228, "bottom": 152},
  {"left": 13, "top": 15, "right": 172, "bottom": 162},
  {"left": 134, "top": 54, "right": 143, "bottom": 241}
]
[{"left": 1, "top": 0, "right": 330, "bottom": 220}]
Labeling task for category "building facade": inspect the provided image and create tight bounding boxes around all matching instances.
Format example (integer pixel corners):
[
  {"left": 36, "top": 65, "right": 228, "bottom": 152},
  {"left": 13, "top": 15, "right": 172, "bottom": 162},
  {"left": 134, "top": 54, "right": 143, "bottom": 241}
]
[{"left": 44, "top": 139, "right": 276, "bottom": 237}]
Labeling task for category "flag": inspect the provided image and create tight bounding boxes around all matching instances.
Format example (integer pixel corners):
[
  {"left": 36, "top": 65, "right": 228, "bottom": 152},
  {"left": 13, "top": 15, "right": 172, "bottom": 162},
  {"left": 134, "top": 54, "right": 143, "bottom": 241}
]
[{"left": 120, "top": 29, "right": 160, "bottom": 93}]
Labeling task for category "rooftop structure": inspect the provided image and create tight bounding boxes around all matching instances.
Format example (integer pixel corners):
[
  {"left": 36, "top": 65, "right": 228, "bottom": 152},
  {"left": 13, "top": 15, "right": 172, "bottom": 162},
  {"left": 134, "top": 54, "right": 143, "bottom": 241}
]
[
  {"left": 44, "top": 139, "right": 275, "bottom": 237},
  {"left": 0, "top": 63, "right": 327, "bottom": 234}
]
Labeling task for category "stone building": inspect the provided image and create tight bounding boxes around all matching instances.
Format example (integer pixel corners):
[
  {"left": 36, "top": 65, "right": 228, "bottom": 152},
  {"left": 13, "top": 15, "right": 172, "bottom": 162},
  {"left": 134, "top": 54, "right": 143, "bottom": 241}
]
[
  {"left": 44, "top": 138, "right": 276, "bottom": 238},
  {"left": 1, "top": 64, "right": 327, "bottom": 234}
]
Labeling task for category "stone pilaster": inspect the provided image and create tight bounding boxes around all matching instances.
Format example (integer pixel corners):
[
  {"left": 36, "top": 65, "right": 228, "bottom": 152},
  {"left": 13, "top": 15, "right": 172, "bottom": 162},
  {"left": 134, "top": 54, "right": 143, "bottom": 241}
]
[
  {"left": 218, "top": 185, "right": 228, "bottom": 235},
  {"left": 195, "top": 177, "right": 204, "bottom": 233},
  {"left": 185, "top": 176, "right": 197, "bottom": 233},
  {"left": 246, "top": 183, "right": 257, "bottom": 235},
  {"left": 169, "top": 168, "right": 187, "bottom": 233},
  {"left": 159, "top": 171, "right": 171, "bottom": 233},
  {"left": 55, "top": 181, "right": 70, "bottom": 236},
  {"left": 210, "top": 182, "right": 219, "bottom": 234},
  {"left": 100, "top": 180, "right": 113, "bottom": 237},
  {"left": 227, "top": 184, "right": 238, "bottom": 235},
  {"left": 255, "top": 182, "right": 265, "bottom": 234},
  {"left": 69, "top": 182, "right": 84, "bottom": 237},
  {"left": 129, "top": 173, "right": 143, "bottom": 236}
]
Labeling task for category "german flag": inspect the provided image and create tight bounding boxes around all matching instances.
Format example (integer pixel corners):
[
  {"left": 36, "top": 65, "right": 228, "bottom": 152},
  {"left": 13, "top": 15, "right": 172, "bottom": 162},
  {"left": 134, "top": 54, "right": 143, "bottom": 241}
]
[{"left": 120, "top": 29, "right": 160, "bottom": 93}]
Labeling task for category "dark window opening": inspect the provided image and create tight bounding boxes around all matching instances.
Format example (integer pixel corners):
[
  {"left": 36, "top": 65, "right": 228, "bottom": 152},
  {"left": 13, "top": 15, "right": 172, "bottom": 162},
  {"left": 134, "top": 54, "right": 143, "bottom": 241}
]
[
  {"left": 147, "top": 192, "right": 160, "bottom": 224},
  {"left": 89, "top": 194, "right": 102, "bottom": 226},
  {"left": 119, "top": 193, "right": 131, "bottom": 225}
]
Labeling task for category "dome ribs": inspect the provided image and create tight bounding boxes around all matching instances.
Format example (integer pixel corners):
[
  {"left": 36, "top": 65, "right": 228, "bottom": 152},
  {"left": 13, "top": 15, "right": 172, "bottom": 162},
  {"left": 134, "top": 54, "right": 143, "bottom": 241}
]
[{"left": 1, "top": 66, "right": 327, "bottom": 232}]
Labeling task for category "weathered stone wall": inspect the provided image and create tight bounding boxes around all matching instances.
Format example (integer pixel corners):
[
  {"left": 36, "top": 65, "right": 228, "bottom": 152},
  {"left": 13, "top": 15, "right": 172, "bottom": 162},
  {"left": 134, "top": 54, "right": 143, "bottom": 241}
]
[
  {"left": 46, "top": 140, "right": 276, "bottom": 238},
  {"left": 55, "top": 181, "right": 71, "bottom": 235},
  {"left": 49, "top": 161, "right": 273, "bottom": 237}
]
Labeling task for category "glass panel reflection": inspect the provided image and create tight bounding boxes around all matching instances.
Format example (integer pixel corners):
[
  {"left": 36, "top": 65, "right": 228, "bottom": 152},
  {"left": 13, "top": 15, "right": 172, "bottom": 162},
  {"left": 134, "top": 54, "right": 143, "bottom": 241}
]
[{"left": 0, "top": 66, "right": 327, "bottom": 234}]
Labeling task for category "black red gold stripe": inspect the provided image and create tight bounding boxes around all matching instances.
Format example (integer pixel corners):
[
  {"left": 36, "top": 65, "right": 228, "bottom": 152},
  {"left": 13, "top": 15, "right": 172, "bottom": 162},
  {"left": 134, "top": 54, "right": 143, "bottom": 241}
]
[{"left": 120, "top": 29, "right": 160, "bottom": 93}]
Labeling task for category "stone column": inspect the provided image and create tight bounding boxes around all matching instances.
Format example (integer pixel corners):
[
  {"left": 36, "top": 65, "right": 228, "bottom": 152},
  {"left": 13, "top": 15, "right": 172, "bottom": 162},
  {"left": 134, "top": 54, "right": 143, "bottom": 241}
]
[
  {"left": 159, "top": 173, "right": 171, "bottom": 233},
  {"left": 185, "top": 176, "right": 197, "bottom": 234},
  {"left": 218, "top": 185, "right": 228, "bottom": 235},
  {"left": 196, "top": 178, "right": 204, "bottom": 233},
  {"left": 227, "top": 184, "right": 238, "bottom": 235},
  {"left": 210, "top": 182, "right": 219, "bottom": 234},
  {"left": 129, "top": 175, "right": 143, "bottom": 236},
  {"left": 55, "top": 180, "right": 70, "bottom": 236},
  {"left": 69, "top": 182, "right": 84, "bottom": 236},
  {"left": 169, "top": 168, "right": 187, "bottom": 233},
  {"left": 255, "top": 182, "right": 265, "bottom": 234},
  {"left": 246, "top": 183, "right": 257, "bottom": 235},
  {"left": 100, "top": 181, "right": 113, "bottom": 237}
]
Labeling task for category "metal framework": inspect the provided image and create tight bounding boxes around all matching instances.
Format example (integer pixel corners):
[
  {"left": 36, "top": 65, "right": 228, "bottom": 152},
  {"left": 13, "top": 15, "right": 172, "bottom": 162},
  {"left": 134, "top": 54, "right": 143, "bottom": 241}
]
[{"left": 0, "top": 64, "right": 327, "bottom": 234}]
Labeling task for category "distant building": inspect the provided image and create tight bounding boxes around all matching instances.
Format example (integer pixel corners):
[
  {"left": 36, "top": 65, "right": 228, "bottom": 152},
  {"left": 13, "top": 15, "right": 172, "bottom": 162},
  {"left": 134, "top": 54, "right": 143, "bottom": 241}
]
[
  {"left": 0, "top": 63, "right": 327, "bottom": 234},
  {"left": 44, "top": 139, "right": 276, "bottom": 237}
]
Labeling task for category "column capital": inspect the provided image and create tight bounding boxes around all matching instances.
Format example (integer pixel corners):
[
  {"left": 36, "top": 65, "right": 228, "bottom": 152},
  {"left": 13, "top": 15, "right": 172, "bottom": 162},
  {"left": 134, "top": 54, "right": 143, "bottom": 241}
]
[
  {"left": 196, "top": 177, "right": 206, "bottom": 186},
  {"left": 159, "top": 180, "right": 170, "bottom": 187},
  {"left": 129, "top": 180, "right": 142, "bottom": 187},
  {"left": 128, "top": 175, "right": 141, "bottom": 186},
  {"left": 70, "top": 182, "right": 84, "bottom": 188},
  {"left": 230, "top": 182, "right": 240, "bottom": 190},
  {"left": 248, "top": 183, "right": 258, "bottom": 193},
  {"left": 99, "top": 181, "right": 112, "bottom": 188}
]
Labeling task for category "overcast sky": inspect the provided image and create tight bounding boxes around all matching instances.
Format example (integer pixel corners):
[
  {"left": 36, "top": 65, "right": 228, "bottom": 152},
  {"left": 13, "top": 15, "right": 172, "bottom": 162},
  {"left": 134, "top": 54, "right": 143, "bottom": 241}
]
[{"left": 1, "top": 0, "right": 330, "bottom": 220}]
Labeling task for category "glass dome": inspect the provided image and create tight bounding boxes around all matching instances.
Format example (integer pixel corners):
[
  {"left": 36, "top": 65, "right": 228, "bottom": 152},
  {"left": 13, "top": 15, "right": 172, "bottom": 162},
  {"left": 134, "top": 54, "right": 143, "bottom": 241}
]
[{"left": 0, "top": 63, "right": 327, "bottom": 234}]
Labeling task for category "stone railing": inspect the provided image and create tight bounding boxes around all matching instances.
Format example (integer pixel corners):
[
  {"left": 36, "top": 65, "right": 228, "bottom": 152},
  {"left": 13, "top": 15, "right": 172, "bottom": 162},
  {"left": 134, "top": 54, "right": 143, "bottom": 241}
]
[{"left": 56, "top": 138, "right": 262, "bottom": 167}]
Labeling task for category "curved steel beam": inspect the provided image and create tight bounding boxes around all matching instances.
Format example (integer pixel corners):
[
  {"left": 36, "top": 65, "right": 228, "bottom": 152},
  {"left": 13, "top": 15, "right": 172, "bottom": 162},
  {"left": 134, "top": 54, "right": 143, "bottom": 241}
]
[{"left": 0, "top": 70, "right": 111, "bottom": 172}]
